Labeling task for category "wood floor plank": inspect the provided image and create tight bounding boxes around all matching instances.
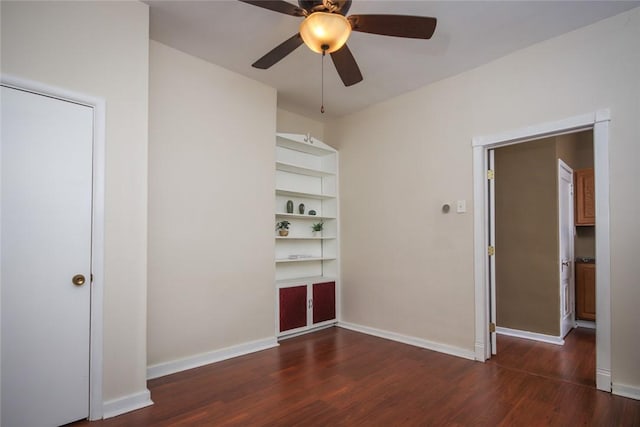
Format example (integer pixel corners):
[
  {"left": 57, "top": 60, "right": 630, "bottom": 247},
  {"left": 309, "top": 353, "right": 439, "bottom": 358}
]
[{"left": 73, "top": 327, "right": 639, "bottom": 426}]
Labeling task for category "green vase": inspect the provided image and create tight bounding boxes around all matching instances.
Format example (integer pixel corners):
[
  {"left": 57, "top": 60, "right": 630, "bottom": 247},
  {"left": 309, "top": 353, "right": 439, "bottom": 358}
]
[
  {"left": 286, "top": 200, "right": 294, "bottom": 214},
  {"left": 298, "top": 203, "right": 305, "bottom": 214}
]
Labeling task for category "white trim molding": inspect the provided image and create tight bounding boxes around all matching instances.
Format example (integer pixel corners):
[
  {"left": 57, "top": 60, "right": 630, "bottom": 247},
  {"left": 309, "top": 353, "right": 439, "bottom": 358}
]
[
  {"left": 338, "top": 322, "right": 475, "bottom": 361},
  {"left": 597, "top": 368, "right": 612, "bottom": 393},
  {"left": 472, "top": 109, "right": 612, "bottom": 392},
  {"left": 612, "top": 383, "right": 640, "bottom": 401},
  {"left": 471, "top": 112, "right": 597, "bottom": 148},
  {"left": 593, "top": 115, "right": 612, "bottom": 393},
  {"left": 147, "top": 337, "right": 278, "bottom": 380},
  {"left": 102, "top": 389, "right": 153, "bottom": 419},
  {"left": 1, "top": 73, "right": 107, "bottom": 419},
  {"left": 576, "top": 320, "right": 596, "bottom": 329},
  {"left": 496, "top": 327, "right": 564, "bottom": 346}
]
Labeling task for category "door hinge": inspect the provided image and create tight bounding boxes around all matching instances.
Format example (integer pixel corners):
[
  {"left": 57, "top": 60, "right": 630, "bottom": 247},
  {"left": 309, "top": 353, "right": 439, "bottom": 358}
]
[
  {"left": 489, "top": 323, "right": 496, "bottom": 333},
  {"left": 487, "top": 169, "right": 495, "bottom": 180},
  {"left": 488, "top": 245, "right": 495, "bottom": 256}
]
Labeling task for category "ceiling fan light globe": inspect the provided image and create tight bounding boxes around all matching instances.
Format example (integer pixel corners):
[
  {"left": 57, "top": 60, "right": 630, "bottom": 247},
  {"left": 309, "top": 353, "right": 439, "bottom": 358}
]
[{"left": 299, "top": 12, "right": 351, "bottom": 54}]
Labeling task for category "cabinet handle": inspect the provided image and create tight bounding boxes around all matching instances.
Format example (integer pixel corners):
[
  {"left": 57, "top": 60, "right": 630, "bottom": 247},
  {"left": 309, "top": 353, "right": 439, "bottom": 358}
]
[{"left": 308, "top": 299, "right": 313, "bottom": 309}]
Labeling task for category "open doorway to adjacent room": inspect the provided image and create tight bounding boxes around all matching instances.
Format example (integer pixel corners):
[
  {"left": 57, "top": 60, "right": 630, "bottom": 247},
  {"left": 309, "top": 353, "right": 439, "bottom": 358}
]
[
  {"left": 472, "top": 110, "right": 611, "bottom": 392},
  {"left": 487, "top": 130, "right": 596, "bottom": 386}
]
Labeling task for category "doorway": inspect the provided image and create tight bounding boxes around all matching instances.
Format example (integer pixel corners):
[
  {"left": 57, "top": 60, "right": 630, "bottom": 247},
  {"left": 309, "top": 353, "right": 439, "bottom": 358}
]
[
  {"left": 472, "top": 110, "right": 611, "bottom": 392},
  {"left": 490, "top": 132, "right": 594, "bottom": 345},
  {"left": 0, "top": 76, "right": 106, "bottom": 422},
  {"left": 487, "top": 132, "right": 596, "bottom": 386}
]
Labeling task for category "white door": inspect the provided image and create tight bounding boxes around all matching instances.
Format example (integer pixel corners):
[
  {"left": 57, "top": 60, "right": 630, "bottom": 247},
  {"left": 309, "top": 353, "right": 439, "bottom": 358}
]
[
  {"left": 1, "top": 86, "right": 93, "bottom": 426},
  {"left": 558, "top": 160, "right": 575, "bottom": 338}
]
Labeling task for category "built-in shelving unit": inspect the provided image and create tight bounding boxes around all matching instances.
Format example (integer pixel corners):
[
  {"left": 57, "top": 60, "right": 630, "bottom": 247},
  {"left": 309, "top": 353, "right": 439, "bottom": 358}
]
[{"left": 275, "top": 133, "right": 339, "bottom": 338}]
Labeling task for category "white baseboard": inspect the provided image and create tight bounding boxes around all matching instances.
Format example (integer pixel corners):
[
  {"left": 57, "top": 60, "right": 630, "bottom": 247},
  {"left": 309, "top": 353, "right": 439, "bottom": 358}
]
[
  {"left": 612, "top": 382, "right": 640, "bottom": 400},
  {"left": 596, "top": 368, "right": 612, "bottom": 392},
  {"left": 147, "top": 336, "right": 278, "bottom": 380},
  {"left": 496, "top": 326, "right": 564, "bottom": 345},
  {"left": 338, "top": 321, "right": 475, "bottom": 360},
  {"left": 576, "top": 320, "right": 596, "bottom": 329},
  {"left": 278, "top": 323, "right": 335, "bottom": 340},
  {"left": 103, "top": 389, "right": 153, "bottom": 419},
  {"left": 475, "top": 342, "right": 486, "bottom": 362}
]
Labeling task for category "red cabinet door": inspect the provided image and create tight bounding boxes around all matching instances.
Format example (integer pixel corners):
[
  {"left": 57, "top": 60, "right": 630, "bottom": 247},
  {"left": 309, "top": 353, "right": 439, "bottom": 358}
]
[
  {"left": 279, "top": 285, "right": 308, "bottom": 332},
  {"left": 312, "top": 281, "right": 336, "bottom": 324}
]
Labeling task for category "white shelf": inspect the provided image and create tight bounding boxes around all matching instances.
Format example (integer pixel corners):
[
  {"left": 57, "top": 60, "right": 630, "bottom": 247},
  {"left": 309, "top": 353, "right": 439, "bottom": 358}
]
[
  {"left": 275, "top": 213, "right": 336, "bottom": 220},
  {"left": 276, "top": 189, "right": 336, "bottom": 200},
  {"left": 276, "top": 236, "right": 336, "bottom": 240},
  {"left": 276, "top": 133, "right": 336, "bottom": 156},
  {"left": 276, "top": 161, "right": 335, "bottom": 177},
  {"left": 277, "top": 276, "right": 337, "bottom": 287},
  {"left": 274, "top": 133, "right": 339, "bottom": 338},
  {"left": 275, "top": 256, "right": 336, "bottom": 263}
]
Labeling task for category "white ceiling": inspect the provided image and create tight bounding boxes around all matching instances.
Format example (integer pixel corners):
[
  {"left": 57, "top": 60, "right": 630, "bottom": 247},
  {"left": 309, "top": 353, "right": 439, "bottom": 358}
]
[{"left": 148, "top": 0, "right": 640, "bottom": 121}]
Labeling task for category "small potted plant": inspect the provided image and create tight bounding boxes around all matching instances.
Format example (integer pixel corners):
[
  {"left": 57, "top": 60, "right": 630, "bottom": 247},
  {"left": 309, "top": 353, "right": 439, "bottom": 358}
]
[
  {"left": 311, "top": 221, "right": 324, "bottom": 237},
  {"left": 276, "top": 220, "right": 290, "bottom": 236}
]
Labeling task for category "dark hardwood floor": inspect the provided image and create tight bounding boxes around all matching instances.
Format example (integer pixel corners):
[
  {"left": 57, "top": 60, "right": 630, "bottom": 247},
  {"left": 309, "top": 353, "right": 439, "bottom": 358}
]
[
  {"left": 76, "top": 327, "right": 639, "bottom": 426},
  {"left": 488, "top": 327, "right": 596, "bottom": 388}
]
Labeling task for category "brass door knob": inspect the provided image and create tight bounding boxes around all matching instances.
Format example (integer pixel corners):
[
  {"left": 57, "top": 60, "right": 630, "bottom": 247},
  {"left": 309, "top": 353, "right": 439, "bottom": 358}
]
[{"left": 72, "top": 274, "right": 86, "bottom": 286}]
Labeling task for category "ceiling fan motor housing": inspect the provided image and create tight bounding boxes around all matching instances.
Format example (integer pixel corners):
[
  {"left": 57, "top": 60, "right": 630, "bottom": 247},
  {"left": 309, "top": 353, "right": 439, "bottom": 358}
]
[{"left": 299, "top": 0, "right": 352, "bottom": 15}]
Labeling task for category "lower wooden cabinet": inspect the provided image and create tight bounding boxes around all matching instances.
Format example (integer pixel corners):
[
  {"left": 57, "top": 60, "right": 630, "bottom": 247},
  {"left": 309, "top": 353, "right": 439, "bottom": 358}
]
[
  {"left": 279, "top": 285, "right": 308, "bottom": 332},
  {"left": 576, "top": 262, "right": 596, "bottom": 321},
  {"left": 278, "top": 281, "right": 336, "bottom": 335},
  {"left": 312, "top": 281, "right": 336, "bottom": 324}
]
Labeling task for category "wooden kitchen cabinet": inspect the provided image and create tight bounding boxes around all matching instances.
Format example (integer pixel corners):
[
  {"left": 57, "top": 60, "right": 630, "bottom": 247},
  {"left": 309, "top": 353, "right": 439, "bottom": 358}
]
[
  {"left": 575, "top": 168, "right": 595, "bottom": 226},
  {"left": 576, "top": 261, "right": 596, "bottom": 321}
]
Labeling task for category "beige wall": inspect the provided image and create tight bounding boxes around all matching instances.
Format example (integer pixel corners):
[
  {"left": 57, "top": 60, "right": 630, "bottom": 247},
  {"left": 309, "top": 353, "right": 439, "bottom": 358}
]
[
  {"left": 147, "top": 41, "right": 277, "bottom": 367},
  {"left": 575, "top": 227, "right": 596, "bottom": 259},
  {"left": 556, "top": 131, "right": 595, "bottom": 258},
  {"left": 1, "top": 1, "right": 149, "bottom": 402},
  {"left": 277, "top": 108, "right": 326, "bottom": 142},
  {"left": 555, "top": 133, "right": 581, "bottom": 169},
  {"left": 495, "top": 138, "right": 559, "bottom": 335},
  {"left": 326, "top": 8, "right": 640, "bottom": 388}
]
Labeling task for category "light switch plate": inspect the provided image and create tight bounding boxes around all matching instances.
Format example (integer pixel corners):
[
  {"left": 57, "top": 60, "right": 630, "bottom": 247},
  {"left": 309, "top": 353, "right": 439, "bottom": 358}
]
[{"left": 456, "top": 200, "right": 466, "bottom": 213}]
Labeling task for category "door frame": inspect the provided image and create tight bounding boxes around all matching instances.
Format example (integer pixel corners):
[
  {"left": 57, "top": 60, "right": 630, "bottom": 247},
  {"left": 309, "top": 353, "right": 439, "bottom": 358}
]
[
  {"left": 1, "top": 74, "right": 106, "bottom": 419},
  {"left": 471, "top": 109, "right": 611, "bottom": 393}
]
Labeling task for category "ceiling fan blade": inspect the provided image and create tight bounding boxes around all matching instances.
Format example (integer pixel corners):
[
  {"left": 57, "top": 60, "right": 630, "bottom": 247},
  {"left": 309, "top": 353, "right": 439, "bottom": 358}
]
[
  {"left": 252, "top": 33, "right": 304, "bottom": 69},
  {"left": 330, "top": 44, "right": 363, "bottom": 87},
  {"left": 348, "top": 15, "right": 437, "bottom": 39},
  {"left": 238, "top": 0, "right": 306, "bottom": 17}
]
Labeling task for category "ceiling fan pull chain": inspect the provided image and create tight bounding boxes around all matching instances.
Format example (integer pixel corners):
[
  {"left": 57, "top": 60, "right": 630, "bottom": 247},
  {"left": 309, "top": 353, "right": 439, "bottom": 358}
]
[{"left": 321, "top": 49, "right": 325, "bottom": 114}]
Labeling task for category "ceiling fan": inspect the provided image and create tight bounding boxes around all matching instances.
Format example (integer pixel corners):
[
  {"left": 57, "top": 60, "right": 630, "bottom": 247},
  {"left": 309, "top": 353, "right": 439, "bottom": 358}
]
[{"left": 239, "top": 0, "right": 437, "bottom": 87}]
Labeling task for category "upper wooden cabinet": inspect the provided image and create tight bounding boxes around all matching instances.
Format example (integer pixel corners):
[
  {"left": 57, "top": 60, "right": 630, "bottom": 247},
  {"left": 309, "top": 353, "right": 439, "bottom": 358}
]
[{"left": 575, "top": 168, "right": 595, "bottom": 226}]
